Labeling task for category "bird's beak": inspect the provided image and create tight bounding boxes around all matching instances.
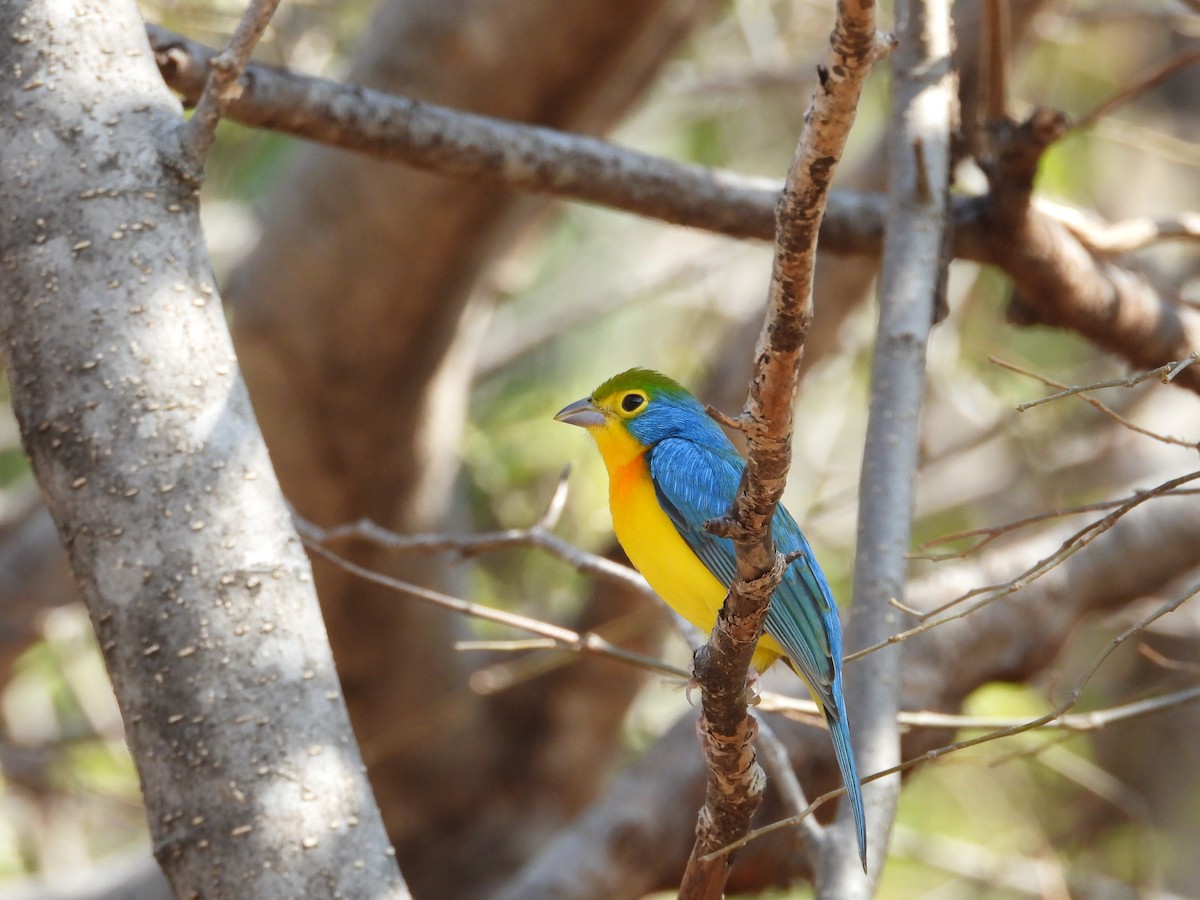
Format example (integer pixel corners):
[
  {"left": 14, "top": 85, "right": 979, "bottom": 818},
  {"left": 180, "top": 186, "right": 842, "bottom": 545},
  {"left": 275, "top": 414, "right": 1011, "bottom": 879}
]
[{"left": 554, "top": 397, "right": 605, "bottom": 429}]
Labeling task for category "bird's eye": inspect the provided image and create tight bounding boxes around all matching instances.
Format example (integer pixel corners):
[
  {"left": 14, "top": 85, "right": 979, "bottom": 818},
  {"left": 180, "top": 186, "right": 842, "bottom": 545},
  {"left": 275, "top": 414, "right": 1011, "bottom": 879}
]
[{"left": 621, "top": 393, "right": 645, "bottom": 413}]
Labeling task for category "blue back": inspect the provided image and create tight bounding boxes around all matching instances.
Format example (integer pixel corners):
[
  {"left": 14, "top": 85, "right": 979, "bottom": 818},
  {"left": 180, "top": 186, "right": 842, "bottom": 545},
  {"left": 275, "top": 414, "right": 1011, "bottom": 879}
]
[{"left": 630, "top": 386, "right": 866, "bottom": 867}]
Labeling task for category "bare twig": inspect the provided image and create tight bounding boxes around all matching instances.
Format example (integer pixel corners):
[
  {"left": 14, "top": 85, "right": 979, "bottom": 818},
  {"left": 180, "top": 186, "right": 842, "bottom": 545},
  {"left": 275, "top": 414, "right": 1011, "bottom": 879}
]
[
  {"left": 303, "top": 469, "right": 657, "bottom": 601},
  {"left": 704, "top": 404, "right": 746, "bottom": 433},
  {"left": 177, "top": 0, "right": 284, "bottom": 175},
  {"left": 299, "top": 536, "right": 687, "bottom": 681},
  {"left": 993, "top": 356, "right": 1200, "bottom": 449},
  {"left": 995, "top": 353, "right": 1200, "bottom": 413},
  {"left": 716, "top": 578, "right": 1200, "bottom": 858},
  {"left": 1139, "top": 642, "right": 1200, "bottom": 675},
  {"left": 1071, "top": 43, "right": 1200, "bottom": 134},
  {"left": 1041, "top": 201, "right": 1200, "bottom": 257},
  {"left": 849, "top": 469, "right": 1200, "bottom": 661},
  {"left": 297, "top": 473, "right": 717, "bottom": 659},
  {"left": 761, "top": 682, "right": 1200, "bottom": 733},
  {"left": 923, "top": 683, "right": 1200, "bottom": 732},
  {"left": 461, "top": 606, "right": 684, "bottom": 695},
  {"left": 913, "top": 487, "right": 1200, "bottom": 560}
]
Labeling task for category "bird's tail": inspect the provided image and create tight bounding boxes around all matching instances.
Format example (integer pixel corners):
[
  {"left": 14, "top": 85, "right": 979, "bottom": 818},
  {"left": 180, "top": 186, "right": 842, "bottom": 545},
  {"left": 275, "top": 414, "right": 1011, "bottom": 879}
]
[{"left": 825, "top": 704, "right": 867, "bottom": 872}]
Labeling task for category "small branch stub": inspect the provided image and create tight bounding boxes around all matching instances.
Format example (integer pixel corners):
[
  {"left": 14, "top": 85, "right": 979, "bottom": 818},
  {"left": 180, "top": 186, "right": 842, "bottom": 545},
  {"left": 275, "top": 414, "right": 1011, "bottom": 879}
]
[{"left": 177, "top": 0, "right": 283, "bottom": 177}]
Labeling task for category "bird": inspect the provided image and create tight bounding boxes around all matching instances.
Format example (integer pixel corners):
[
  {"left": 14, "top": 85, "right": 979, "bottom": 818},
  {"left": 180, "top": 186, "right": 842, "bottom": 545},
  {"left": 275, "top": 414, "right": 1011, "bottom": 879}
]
[{"left": 555, "top": 367, "right": 866, "bottom": 869}]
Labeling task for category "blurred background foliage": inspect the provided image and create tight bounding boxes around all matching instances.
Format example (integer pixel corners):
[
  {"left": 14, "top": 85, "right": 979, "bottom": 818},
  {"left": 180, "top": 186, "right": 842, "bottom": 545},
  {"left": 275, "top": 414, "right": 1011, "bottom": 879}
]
[{"left": 1, "top": 0, "right": 1199, "bottom": 896}]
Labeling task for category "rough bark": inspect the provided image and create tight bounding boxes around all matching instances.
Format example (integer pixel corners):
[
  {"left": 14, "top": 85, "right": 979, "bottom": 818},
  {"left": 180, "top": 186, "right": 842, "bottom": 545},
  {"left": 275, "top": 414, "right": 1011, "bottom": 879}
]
[
  {"left": 680, "top": 3, "right": 883, "bottom": 896},
  {"left": 0, "top": 1, "right": 405, "bottom": 896}
]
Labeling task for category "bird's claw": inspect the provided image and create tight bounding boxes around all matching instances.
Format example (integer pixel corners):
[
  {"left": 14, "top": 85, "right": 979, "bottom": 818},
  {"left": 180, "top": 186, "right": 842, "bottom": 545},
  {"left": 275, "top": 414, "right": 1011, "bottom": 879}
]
[{"left": 745, "top": 668, "right": 763, "bottom": 705}]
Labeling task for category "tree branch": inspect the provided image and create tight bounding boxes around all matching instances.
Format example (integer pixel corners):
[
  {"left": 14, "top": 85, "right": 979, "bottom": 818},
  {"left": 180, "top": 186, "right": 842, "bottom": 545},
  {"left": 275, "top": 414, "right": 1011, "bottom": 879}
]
[
  {"left": 968, "top": 109, "right": 1200, "bottom": 389},
  {"left": 145, "top": 23, "right": 1200, "bottom": 395},
  {"left": 176, "top": 0, "right": 283, "bottom": 175},
  {"left": 296, "top": 532, "right": 686, "bottom": 681},
  {"left": 147, "top": 22, "right": 791, "bottom": 242},
  {"left": 0, "top": 2, "right": 406, "bottom": 895},
  {"left": 679, "top": 4, "right": 886, "bottom": 897},
  {"left": 494, "top": 488, "right": 1200, "bottom": 897}
]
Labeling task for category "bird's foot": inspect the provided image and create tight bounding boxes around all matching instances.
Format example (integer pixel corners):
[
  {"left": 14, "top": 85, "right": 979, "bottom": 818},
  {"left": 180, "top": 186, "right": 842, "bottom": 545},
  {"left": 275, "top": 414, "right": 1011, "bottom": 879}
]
[{"left": 745, "top": 668, "right": 763, "bottom": 706}]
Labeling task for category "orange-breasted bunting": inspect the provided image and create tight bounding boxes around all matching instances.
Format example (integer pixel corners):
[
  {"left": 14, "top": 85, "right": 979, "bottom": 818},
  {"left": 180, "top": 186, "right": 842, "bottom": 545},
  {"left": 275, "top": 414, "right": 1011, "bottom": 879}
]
[{"left": 555, "top": 367, "right": 866, "bottom": 868}]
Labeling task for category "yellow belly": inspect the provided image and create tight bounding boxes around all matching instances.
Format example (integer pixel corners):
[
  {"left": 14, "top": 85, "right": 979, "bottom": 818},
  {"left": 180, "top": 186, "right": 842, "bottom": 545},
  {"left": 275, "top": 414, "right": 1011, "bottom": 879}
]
[{"left": 608, "top": 452, "right": 784, "bottom": 672}]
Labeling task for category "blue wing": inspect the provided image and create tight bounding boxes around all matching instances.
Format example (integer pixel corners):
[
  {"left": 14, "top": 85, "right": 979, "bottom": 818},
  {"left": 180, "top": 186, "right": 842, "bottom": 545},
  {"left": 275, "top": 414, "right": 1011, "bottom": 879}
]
[
  {"left": 648, "top": 436, "right": 867, "bottom": 868},
  {"left": 647, "top": 437, "right": 837, "bottom": 706}
]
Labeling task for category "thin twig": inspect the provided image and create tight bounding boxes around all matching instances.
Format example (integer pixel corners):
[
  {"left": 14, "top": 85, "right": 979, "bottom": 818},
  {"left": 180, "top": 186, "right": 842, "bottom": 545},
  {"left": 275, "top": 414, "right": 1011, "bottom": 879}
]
[
  {"left": 996, "top": 353, "right": 1200, "bottom": 409},
  {"left": 910, "top": 469, "right": 1200, "bottom": 621},
  {"left": 297, "top": 471, "right": 717, "bottom": 667},
  {"left": 177, "top": 0, "right": 284, "bottom": 175},
  {"left": 704, "top": 404, "right": 746, "bottom": 433},
  {"left": 1040, "top": 200, "right": 1200, "bottom": 257},
  {"left": 913, "top": 487, "right": 1200, "bottom": 560},
  {"left": 710, "top": 579, "right": 1200, "bottom": 859},
  {"left": 301, "top": 537, "right": 686, "bottom": 681},
  {"left": 300, "top": 469, "right": 657, "bottom": 602},
  {"left": 1164, "top": 353, "right": 1200, "bottom": 382},
  {"left": 762, "top": 682, "right": 1200, "bottom": 732},
  {"left": 993, "top": 356, "right": 1199, "bottom": 449},
  {"left": 1139, "top": 642, "right": 1200, "bottom": 675},
  {"left": 455, "top": 638, "right": 559, "bottom": 652},
  {"left": 1071, "top": 43, "right": 1200, "bottom": 134},
  {"left": 848, "top": 469, "right": 1200, "bottom": 661}
]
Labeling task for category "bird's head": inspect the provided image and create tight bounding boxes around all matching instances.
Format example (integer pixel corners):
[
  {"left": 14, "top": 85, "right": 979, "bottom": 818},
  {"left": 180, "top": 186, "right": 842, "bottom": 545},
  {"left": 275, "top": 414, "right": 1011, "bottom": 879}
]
[{"left": 554, "top": 368, "right": 718, "bottom": 465}]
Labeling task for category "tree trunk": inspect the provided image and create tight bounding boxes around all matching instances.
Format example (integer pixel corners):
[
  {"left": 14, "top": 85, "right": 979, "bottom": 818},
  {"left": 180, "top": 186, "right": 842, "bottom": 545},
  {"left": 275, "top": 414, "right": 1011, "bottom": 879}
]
[{"left": 0, "top": 2, "right": 405, "bottom": 895}]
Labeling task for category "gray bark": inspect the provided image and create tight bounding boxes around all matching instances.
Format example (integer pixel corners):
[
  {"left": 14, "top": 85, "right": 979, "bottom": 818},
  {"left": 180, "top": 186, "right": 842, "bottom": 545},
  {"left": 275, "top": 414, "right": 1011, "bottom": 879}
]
[
  {"left": 0, "top": 2, "right": 406, "bottom": 896},
  {"left": 827, "top": 0, "right": 956, "bottom": 894}
]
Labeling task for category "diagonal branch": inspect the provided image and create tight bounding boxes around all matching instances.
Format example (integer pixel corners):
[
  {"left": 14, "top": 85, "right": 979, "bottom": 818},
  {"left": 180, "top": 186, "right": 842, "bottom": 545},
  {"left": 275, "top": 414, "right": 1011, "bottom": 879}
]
[
  {"left": 148, "top": 22, "right": 790, "bottom": 242},
  {"left": 1070, "top": 43, "right": 1200, "bottom": 134},
  {"left": 176, "top": 0, "right": 284, "bottom": 175},
  {"left": 679, "top": 5, "right": 887, "bottom": 897},
  {"left": 146, "top": 24, "right": 1200, "bottom": 396}
]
